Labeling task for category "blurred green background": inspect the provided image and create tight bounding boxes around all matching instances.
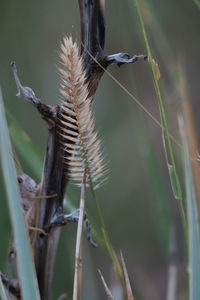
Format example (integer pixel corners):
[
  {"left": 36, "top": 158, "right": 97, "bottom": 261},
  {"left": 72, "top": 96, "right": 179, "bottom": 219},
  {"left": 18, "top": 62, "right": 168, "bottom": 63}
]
[{"left": 1, "top": 0, "right": 200, "bottom": 299}]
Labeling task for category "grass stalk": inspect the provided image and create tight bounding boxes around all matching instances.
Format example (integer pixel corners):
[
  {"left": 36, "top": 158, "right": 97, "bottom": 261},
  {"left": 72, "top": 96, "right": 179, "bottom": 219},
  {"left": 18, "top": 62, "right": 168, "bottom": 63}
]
[
  {"left": 131, "top": 0, "right": 187, "bottom": 243},
  {"left": 73, "top": 169, "right": 87, "bottom": 300},
  {"left": 0, "top": 88, "right": 40, "bottom": 300}
]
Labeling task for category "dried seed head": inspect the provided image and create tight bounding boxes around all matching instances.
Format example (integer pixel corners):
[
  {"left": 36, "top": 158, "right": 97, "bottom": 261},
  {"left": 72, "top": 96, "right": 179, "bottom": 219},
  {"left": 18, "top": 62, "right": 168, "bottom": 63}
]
[{"left": 58, "top": 36, "right": 106, "bottom": 189}]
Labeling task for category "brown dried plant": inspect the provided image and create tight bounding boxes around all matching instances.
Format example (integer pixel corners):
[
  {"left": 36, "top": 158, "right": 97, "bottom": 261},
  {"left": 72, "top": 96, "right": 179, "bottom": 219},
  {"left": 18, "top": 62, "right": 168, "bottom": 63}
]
[{"left": 58, "top": 36, "right": 105, "bottom": 189}]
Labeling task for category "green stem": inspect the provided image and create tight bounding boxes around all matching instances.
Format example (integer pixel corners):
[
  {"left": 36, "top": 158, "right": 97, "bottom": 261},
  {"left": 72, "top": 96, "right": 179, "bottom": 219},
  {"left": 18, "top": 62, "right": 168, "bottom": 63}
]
[{"left": 132, "top": 0, "right": 188, "bottom": 244}]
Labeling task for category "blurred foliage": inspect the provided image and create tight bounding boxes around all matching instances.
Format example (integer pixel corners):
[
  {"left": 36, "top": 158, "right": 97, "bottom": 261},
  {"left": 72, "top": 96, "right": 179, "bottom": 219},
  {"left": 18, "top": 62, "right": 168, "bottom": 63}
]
[{"left": 1, "top": 0, "right": 200, "bottom": 299}]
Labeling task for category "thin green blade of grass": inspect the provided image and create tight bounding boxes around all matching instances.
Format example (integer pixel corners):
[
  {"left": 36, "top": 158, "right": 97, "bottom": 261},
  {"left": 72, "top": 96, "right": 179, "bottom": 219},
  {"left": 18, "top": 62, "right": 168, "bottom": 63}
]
[
  {"left": 131, "top": 0, "right": 187, "bottom": 242},
  {"left": 0, "top": 89, "right": 40, "bottom": 300},
  {"left": 179, "top": 116, "right": 200, "bottom": 300},
  {"left": 0, "top": 276, "right": 8, "bottom": 300}
]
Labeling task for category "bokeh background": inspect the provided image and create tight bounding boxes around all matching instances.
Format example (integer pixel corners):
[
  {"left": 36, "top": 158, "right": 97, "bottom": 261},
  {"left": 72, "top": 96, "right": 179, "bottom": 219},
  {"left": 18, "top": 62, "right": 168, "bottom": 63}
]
[{"left": 1, "top": 0, "right": 200, "bottom": 299}]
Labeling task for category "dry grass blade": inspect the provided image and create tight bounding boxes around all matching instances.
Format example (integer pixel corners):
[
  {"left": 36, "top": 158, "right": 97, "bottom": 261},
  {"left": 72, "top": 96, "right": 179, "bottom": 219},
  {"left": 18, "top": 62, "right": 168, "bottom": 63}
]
[
  {"left": 120, "top": 251, "right": 134, "bottom": 300},
  {"left": 72, "top": 168, "right": 87, "bottom": 300},
  {"left": 98, "top": 269, "right": 114, "bottom": 300},
  {"left": 178, "top": 115, "right": 200, "bottom": 299},
  {"left": 58, "top": 36, "right": 105, "bottom": 189},
  {"left": 178, "top": 64, "right": 200, "bottom": 217}
]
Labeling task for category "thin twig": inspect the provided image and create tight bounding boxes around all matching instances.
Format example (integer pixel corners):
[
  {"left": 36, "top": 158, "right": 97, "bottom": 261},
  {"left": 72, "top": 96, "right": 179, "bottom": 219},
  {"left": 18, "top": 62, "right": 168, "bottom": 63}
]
[{"left": 72, "top": 168, "right": 87, "bottom": 300}]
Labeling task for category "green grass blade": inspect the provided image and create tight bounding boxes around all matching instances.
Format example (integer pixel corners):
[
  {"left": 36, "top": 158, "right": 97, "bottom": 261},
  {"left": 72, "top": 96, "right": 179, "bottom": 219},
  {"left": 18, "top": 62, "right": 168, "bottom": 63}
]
[
  {"left": 0, "top": 89, "right": 40, "bottom": 300},
  {"left": 130, "top": 0, "right": 187, "bottom": 242},
  {"left": 0, "top": 276, "right": 8, "bottom": 300},
  {"left": 180, "top": 117, "right": 200, "bottom": 300}
]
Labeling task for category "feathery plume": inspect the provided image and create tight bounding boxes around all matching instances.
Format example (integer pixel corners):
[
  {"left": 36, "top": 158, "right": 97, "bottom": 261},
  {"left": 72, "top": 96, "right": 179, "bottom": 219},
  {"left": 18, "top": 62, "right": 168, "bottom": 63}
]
[{"left": 58, "top": 36, "right": 105, "bottom": 189}]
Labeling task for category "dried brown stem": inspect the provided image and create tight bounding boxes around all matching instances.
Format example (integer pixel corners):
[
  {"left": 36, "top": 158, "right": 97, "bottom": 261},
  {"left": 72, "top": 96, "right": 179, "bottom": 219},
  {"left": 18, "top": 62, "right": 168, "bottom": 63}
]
[
  {"left": 34, "top": 121, "right": 68, "bottom": 299},
  {"left": 78, "top": 0, "right": 146, "bottom": 99}
]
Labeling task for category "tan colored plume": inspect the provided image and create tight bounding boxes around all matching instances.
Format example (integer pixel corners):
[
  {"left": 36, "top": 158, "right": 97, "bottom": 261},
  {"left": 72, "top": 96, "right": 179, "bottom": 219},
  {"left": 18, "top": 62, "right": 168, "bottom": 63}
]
[{"left": 58, "top": 36, "right": 105, "bottom": 189}]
